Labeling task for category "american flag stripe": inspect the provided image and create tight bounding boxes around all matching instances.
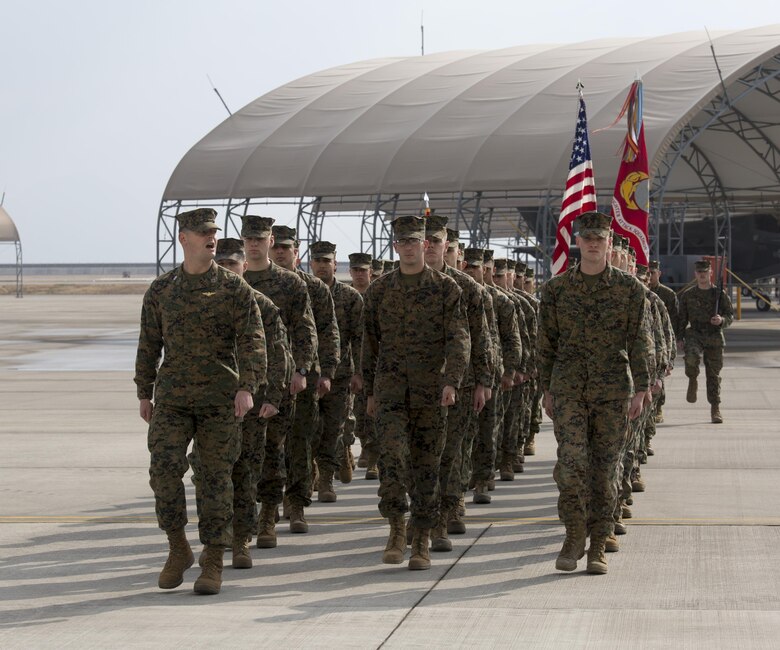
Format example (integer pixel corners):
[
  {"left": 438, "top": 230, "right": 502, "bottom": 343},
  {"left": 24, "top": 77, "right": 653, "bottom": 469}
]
[{"left": 552, "top": 95, "right": 597, "bottom": 275}]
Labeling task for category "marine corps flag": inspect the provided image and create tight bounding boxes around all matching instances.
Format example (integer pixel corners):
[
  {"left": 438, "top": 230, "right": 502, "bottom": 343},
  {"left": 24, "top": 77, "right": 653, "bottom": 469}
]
[{"left": 609, "top": 80, "right": 650, "bottom": 265}]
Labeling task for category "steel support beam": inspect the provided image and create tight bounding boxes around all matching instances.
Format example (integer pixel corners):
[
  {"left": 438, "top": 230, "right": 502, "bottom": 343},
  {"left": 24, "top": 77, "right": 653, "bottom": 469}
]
[
  {"left": 296, "top": 196, "right": 323, "bottom": 270},
  {"left": 156, "top": 200, "right": 182, "bottom": 275},
  {"left": 361, "top": 194, "right": 398, "bottom": 261},
  {"left": 14, "top": 240, "right": 22, "bottom": 298}
]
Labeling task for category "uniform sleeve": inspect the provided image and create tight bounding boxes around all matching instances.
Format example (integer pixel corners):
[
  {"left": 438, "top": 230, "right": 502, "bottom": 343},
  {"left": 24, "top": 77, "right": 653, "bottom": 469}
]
[
  {"left": 236, "top": 283, "right": 266, "bottom": 394},
  {"left": 468, "top": 288, "right": 493, "bottom": 387},
  {"left": 514, "top": 300, "right": 530, "bottom": 374},
  {"left": 524, "top": 301, "right": 538, "bottom": 375},
  {"left": 134, "top": 288, "right": 163, "bottom": 401},
  {"left": 676, "top": 291, "right": 689, "bottom": 340},
  {"left": 349, "top": 292, "right": 364, "bottom": 376},
  {"left": 291, "top": 284, "right": 318, "bottom": 372},
  {"left": 263, "top": 308, "right": 291, "bottom": 408},
  {"left": 311, "top": 282, "right": 341, "bottom": 379},
  {"left": 360, "top": 285, "right": 380, "bottom": 396},
  {"left": 537, "top": 283, "right": 558, "bottom": 393},
  {"left": 497, "top": 294, "right": 523, "bottom": 376},
  {"left": 442, "top": 283, "right": 471, "bottom": 390},
  {"left": 628, "top": 285, "right": 653, "bottom": 393}
]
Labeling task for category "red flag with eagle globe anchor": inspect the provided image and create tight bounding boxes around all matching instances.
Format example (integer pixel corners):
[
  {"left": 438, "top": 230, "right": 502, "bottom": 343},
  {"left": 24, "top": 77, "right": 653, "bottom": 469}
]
[{"left": 610, "top": 80, "right": 650, "bottom": 266}]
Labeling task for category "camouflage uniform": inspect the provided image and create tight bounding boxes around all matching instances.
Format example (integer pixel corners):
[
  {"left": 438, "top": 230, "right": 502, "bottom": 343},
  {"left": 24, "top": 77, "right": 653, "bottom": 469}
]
[
  {"left": 316, "top": 273, "right": 363, "bottom": 477},
  {"left": 135, "top": 258, "right": 266, "bottom": 547},
  {"left": 244, "top": 259, "right": 317, "bottom": 508},
  {"left": 362, "top": 256, "right": 470, "bottom": 529},
  {"left": 677, "top": 282, "right": 734, "bottom": 406},
  {"left": 539, "top": 261, "right": 653, "bottom": 538}
]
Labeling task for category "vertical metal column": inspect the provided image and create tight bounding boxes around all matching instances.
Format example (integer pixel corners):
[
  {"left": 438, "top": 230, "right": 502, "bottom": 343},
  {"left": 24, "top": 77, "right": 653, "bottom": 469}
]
[
  {"left": 156, "top": 200, "right": 182, "bottom": 276},
  {"left": 296, "top": 196, "right": 323, "bottom": 271},
  {"left": 15, "top": 240, "right": 22, "bottom": 298}
]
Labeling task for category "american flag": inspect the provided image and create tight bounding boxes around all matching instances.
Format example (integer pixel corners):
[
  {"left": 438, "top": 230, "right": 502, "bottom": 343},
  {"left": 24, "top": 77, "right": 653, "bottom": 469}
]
[{"left": 551, "top": 94, "right": 597, "bottom": 275}]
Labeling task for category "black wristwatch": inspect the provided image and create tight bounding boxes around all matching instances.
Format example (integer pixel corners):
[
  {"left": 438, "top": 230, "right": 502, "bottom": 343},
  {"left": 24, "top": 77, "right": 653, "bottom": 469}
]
[{"left": 296, "top": 368, "right": 308, "bottom": 377}]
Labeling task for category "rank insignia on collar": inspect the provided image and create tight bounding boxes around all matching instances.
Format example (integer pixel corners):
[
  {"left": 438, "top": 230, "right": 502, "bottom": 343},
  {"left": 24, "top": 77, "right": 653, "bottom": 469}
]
[{"left": 202, "top": 291, "right": 217, "bottom": 297}]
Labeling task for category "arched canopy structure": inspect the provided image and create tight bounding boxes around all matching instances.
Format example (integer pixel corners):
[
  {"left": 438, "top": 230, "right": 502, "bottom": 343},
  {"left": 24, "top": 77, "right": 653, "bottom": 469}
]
[
  {"left": 160, "top": 25, "right": 780, "bottom": 276},
  {"left": 0, "top": 205, "right": 23, "bottom": 298}
]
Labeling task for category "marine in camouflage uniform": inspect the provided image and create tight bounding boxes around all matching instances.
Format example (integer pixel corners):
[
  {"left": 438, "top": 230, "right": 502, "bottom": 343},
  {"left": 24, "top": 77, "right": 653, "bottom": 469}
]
[
  {"left": 271, "top": 225, "right": 340, "bottom": 531},
  {"left": 677, "top": 258, "right": 734, "bottom": 423},
  {"left": 538, "top": 212, "right": 653, "bottom": 574},
  {"left": 135, "top": 208, "right": 266, "bottom": 594},
  {"left": 424, "top": 217, "right": 493, "bottom": 550},
  {"left": 188, "top": 238, "right": 292, "bottom": 568},
  {"left": 310, "top": 241, "right": 364, "bottom": 500},
  {"left": 493, "top": 258, "right": 534, "bottom": 480},
  {"left": 462, "top": 248, "right": 522, "bottom": 505},
  {"left": 362, "top": 215, "right": 470, "bottom": 570},
  {"left": 241, "top": 215, "right": 317, "bottom": 547},
  {"left": 649, "top": 259, "right": 679, "bottom": 423},
  {"left": 521, "top": 265, "right": 544, "bottom": 454},
  {"left": 514, "top": 262, "right": 542, "bottom": 458}
]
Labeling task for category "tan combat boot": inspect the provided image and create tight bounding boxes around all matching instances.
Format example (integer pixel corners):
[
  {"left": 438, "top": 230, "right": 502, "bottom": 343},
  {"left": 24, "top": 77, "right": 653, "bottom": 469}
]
[
  {"left": 555, "top": 523, "right": 586, "bottom": 572},
  {"left": 473, "top": 481, "right": 491, "bottom": 504},
  {"left": 586, "top": 536, "right": 608, "bottom": 574},
  {"left": 499, "top": 454, "right": 515, "bottom": 481},
  {"left": 513, "top": 452, "right": 525, "bottom": 473},
  {"left": 409, "top": 528, "right": 431, "bottom": 570},
  {"left": 447, "top": 503, "right": 466, "bottom": 535},
  {"left": 317, "top": 469, "right": 337, "bottom": 503},
  {"left": 524, "top": 438, "right": 536, "bottom": 456},
  {"left": 357, "top": 448, "right": 368, "bottom": 468},
  {"left": 232, "top": 536, "right": 252, "bottom": 569},
  {"left": 622, "top": 505, "right": 632, "bottom": 519},
  {"left": 365, "top": 452, "right": 379, "bottom": 480},
  {"left": 339, "top": 445, "right": 353, "bottom": 483},
  {"left": 256, "top": 503, "right": 278, "bottom": 548},
  {"left": 711, "top": 405, "right": 723, "bottom": 424},
  {"left": 605, "top": 533, "right": 620, "bottom": 553},
  {"left": 193, "top": 545, "right": 224, "bottom": 594},
  {"left": 430, "top": 512, "right": 452, "bottom": 552},
  {"left": 289, "top": 503, "right": 309, "bottom": 533},
  {"left": 631, "top": 475, "right": 646, "bottom": 493},
  {"left": 686, "top": 377, "right": 698, "bottom": 403},
  {"left": 382, "top": 515, "right": 406, "bottom": 564},
  {"left": 457, "top": 495, "right": 466, "bottom": 517},
  {"left": 487, "top": 477, "right": 496, "bottom": 491},
  {"left": 158, "top": 527, "right": 194, "bottom": 589}
]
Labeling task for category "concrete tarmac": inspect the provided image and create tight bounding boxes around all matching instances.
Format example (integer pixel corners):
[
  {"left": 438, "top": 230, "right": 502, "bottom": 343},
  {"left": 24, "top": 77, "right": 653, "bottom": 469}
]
[{"left": 1, "top": 294, "right": 779, "bottom": 649}]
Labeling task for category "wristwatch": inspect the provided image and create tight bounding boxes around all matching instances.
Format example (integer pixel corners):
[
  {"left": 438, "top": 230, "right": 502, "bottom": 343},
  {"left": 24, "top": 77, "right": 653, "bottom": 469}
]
[{"left": 296, "top": 368, "right": 308, "bottom": 377}]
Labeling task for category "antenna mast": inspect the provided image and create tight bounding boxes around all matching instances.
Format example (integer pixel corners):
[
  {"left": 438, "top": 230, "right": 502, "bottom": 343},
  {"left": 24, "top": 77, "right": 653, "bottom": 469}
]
[{"left": 207, "top": 74, "right": 233, "bottom": 116}]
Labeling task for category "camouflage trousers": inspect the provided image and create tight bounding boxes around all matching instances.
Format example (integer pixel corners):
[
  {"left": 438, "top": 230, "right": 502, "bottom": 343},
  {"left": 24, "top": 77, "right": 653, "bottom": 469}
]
[
  {"left": 438, "top": 386, "right": 475, "bottom": 512},
  {"left": 315, "top": 378, "right": 352, "bottom": 475},
  {"left": 499, "top": 383, "right": 526, "bottom": 463},
  {"left": 353, "top": 391, "right": 379, "bottom": 457},
  {"left": 189, "top": 406, "right": 269, "bottom": 543},
  {"left": 256, "top": 392, "right": 295, "bottom": 507},
  {"left": 616, "top": 405, "right": 650, "bottom": 516},
  {"left": 458, "top": 402, "right": 481, "bottom": 495},
  {"left": 528, "top": 379, "right": 543, "bottom": 443},
  {"left": 285, "top": 382, "right": 320, "bottom": 507},
  {"left": 684, "top": 330, "right": 724, "bottom": 405},
  {"left": 471, "top": 388, "right": 503, "bottom": 482},
  {"left": 641, "top": 389, "right": 662, "bottom": 458},
  {"left": 376, "top": 400, "right": 447, "bottom": 529},
  {"left": 148, "top": 402, "right": 240, "bottom": 547},
  {"left": 551, "top": 396, "right": 630, "bottom": 538}
]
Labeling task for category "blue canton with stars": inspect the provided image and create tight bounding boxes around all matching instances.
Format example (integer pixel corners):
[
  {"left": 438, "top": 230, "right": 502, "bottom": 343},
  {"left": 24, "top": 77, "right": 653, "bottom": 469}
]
[{"left": 569, "top": 98, "right": 592, "bottom": 169}]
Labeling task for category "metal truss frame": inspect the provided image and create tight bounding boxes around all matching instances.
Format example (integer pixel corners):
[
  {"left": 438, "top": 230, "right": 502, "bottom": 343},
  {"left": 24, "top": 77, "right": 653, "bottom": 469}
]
[
  {"left": 296, "top": 197, "right": 324, "bottom": 269},
  {"left": 360, "top": 194, "right": 399, "bottom": 260},
  {"left": 651, "top": 54, "right": 780, "bottom": 273}
]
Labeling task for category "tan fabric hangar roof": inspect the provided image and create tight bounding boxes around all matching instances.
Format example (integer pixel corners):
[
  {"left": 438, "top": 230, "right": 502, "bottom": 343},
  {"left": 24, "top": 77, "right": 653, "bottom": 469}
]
[
  {"left": 164, "top": 25, "right": 780, "bottom": 203},
  {"left": 0, "top": 206, "right": 20, "bottom": 242}
]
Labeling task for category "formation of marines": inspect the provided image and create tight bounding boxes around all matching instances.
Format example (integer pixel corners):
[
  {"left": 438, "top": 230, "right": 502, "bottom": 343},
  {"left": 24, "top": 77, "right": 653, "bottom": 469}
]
[{"left": 134, "top": 207, "right": 733, "bottom": 593}]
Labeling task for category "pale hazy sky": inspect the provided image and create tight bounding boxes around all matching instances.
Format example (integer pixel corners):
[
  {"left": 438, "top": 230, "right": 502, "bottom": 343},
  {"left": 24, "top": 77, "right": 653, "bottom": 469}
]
[{"left": 0, "top": 0, "right": 775, "bottom": 263}]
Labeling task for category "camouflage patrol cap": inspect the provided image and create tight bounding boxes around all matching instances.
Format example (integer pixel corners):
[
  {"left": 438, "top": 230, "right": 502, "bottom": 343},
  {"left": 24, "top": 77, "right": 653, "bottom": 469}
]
[
  {"left": 446, "top": 228, "right": 459, "bottom": 249},
  {"left": 383, "top": 260, "right": 394, "bottom": 274},
  {"left": 576, "top": 211, "right": 612, "bottom": 238},
  {"left": 272, "top": 225, "right": 297, "bottom": 246},
  {"left": 483, "top": 249, "right": 495, "bottom": 267},
  {"left": 349, "top": 252, "right": 372, "bottom": 269},
  {"left": 635, "top": 264, "right": 649, "bottom": 279},
  {"left": 177, "top": 208, "right": 221, "bottom": 233},
  {"left": 371, "top": 259, "right": 384, "bottom": 274},
  {"left": 424, "top": 214, "right": 449, "bottom": 241},
  {"left": 463, "top": 248, "right": 485, "bottom": 267},
  {"left": 493, "top": 258, "right": 508, "bottom": 275},
  {"left": 628, "top": 246, "right": 637, "bottom": 259},
  {"left": 309, "top": 240, "right": 337, "bottom": 260},
  {"left": 515, "top": 260, "right": 527, "bottom": 273},
  {"left": 649, "top": 259, "right": 660, "bottom": 270},
  {"left": 694, "top": 259, "right": 711, "bottom": 271},
  {"left": 392, "top": 215, "right": 426, "bottom": 241},
  {"left": 215, "top": 237, "right": 245, "bottom": 262},
  {"left": 506, "top": 259, "right": 516, "bottom": 271},
  {"left": 525, "top": 267, "right": 535, "bottom": 278},
  {"left": 241, "top": 214, "right": 274, "bottom": 238}
]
